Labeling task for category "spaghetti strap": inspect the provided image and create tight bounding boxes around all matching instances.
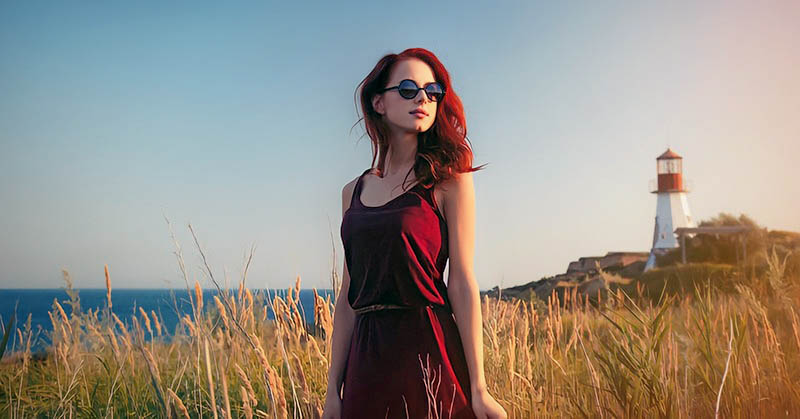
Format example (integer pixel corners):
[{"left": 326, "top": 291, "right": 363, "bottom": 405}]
[{"left": 349, "top": 168, "right": 372, "bottom": 210}]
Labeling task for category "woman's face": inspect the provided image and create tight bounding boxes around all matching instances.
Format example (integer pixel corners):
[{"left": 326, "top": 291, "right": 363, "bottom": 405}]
[{"left": 372, "top": 58, "right": 438, "bottom": 134}]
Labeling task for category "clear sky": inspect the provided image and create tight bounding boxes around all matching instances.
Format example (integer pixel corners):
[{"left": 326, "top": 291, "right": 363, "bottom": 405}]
[{"left": 1, "top": 1, "right": 798, "bottom": 290}]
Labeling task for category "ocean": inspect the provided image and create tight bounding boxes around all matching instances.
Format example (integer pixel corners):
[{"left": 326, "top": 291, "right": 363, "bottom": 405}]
[{"left": 0, "top": 288, "right": 335, "bottom": 352}]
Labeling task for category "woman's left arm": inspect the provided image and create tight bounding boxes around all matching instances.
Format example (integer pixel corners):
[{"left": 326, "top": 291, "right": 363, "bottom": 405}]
[{"left": 442, "top": 171, "right": 507, "bottom": 419}]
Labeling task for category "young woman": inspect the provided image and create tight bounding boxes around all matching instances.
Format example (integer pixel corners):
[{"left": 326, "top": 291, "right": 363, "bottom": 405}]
[{"left": 322, "top": 48, "right": 507, "bottom": 419}]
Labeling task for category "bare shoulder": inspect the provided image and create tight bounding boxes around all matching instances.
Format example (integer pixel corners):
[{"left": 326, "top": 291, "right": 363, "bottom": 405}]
[
  {"left": 438, "top": 171, "right": 474, "bottom": 198},
  {"left": 436, "top": 171, "right": 474, "bottom": 221}
]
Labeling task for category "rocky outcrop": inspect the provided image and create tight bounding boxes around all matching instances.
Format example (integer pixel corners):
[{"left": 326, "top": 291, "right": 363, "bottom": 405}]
[{"left": 482, "top": 251, "right": 649, "bottom": 302}]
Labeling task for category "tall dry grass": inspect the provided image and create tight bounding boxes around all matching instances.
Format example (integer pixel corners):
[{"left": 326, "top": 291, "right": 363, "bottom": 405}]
[{"left": 1, "top": 226, "right": 798, "bottom": 418}]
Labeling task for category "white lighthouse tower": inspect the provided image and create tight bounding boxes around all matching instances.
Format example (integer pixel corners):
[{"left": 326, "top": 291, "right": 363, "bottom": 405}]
[{"left": 644, "top": 148, "right": 696, "bottom": 271}]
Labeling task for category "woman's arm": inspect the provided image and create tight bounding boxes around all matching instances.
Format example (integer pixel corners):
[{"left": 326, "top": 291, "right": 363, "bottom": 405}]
[
  {"left": 441, "top": 171, "right": 487, "bottom": 394},
  {"left": 442, "top": 172, "right": 506, "bottom": 418},
  {"left": 325, "top": 262, "right": 356, "bottom": 397},
  {"left": 325, "top": 182, "right": 358, "bottom": 398}
]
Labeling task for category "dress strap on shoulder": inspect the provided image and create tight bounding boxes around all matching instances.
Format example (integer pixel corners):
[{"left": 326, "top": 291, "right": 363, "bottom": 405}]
[{"left": 350, "top": 168, "right": 373, "bottom": 209}]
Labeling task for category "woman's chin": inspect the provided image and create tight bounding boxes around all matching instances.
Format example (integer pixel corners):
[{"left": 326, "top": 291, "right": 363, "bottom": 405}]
[
  {"left": 411, "top": 122, "right": 430, "bottom": 132},
  {"left": 396, "top": 119, "right": 431, "bottom": 133},
  {"left": 399, "top": 124, "right": 423, "bottom": 133}
]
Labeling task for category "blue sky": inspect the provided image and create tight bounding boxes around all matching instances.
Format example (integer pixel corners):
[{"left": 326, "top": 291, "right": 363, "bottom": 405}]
[{"left": 1, "top": 1, "right": 798, "bottom": 289}]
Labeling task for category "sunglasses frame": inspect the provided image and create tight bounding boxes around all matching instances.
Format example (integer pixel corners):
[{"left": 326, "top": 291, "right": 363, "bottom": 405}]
[{"left": 379, "top": 79, "right": 446, "bottom": 102}]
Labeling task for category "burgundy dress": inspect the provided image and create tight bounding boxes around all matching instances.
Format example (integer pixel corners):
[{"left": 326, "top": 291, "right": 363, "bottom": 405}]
[{"left": 339, "top": 168, "right": 476, "bottom": 419}]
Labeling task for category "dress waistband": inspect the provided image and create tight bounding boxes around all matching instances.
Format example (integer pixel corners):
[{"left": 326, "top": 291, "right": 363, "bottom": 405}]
[{"left": 352, "top": 303, "right": 449, "bottom": 315}]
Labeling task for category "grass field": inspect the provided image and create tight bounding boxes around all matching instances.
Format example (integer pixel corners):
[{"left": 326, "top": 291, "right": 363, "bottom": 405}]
[{"left": 1, "top": 241, "right": 798, "bottom": 418}]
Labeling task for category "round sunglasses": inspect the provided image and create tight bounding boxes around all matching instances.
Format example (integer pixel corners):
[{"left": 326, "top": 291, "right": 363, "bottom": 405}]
[{"left": 378, "top": 79, "right": 446, "bottom": 102}]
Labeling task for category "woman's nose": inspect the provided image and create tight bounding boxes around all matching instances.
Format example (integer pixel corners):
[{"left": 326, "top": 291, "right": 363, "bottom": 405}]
[{"left": 415, "top": 90, "right": 429, "bottom": 104}]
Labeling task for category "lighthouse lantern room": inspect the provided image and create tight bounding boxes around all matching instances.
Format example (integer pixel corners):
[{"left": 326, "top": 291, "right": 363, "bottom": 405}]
[{"left": 645, "top": 148, "right": 697, "bottom": 271}]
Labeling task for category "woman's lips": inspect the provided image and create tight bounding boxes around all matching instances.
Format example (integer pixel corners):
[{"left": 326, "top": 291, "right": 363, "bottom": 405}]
[{"left": 410, "top": 111, "right": 427, "bottom": 118}]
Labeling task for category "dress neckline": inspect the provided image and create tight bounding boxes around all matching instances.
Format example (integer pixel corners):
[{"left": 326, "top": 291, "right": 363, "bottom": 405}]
[{"left": 357, "top": 169, "right": 423, "bottom": 209}]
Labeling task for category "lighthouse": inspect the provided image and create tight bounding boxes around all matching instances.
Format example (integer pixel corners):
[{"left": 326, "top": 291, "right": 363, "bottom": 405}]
[{"left": 644, "top": 148, "right": 697, "bottom": 271}]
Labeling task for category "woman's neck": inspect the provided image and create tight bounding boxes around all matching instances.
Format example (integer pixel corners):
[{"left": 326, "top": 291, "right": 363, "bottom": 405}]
[{"left": 383, "top": 131, "right": 418, "bottom": 177}]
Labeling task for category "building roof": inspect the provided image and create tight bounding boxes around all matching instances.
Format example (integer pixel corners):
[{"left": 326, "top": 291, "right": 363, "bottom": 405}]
[
  {"left": 605, "top": 251, "right": 651, "bottom": 256},
  {"left": 657, "top": 148, "right": 682, "bottom": 160},
  {"left": 674, "top": 226, "right": 753, "bottom": 235}
]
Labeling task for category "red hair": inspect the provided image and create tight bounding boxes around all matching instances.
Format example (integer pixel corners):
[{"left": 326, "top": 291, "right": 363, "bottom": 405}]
[{"left": 352, "top": 48, "right": 486, "bottom": 189}]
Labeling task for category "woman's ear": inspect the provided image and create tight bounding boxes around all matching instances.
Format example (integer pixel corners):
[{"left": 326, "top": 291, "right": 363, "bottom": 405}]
[{"left": 371, "top": 94, "right": 384, "bottom": 116}]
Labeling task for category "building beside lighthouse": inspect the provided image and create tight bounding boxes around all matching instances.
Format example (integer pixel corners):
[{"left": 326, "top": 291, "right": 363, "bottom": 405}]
[{"left": 645, "top": 148, "right": 696, "bottom": 271}]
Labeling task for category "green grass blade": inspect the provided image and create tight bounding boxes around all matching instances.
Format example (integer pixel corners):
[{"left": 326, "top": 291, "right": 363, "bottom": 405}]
[{"left": 0, "top": 313, "right": 15, "bottom": 361}]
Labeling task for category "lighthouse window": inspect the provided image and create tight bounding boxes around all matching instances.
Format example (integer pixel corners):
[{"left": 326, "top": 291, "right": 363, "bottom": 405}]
[{"left": 658, "top": 159, "right": 682, "bottom": 174}]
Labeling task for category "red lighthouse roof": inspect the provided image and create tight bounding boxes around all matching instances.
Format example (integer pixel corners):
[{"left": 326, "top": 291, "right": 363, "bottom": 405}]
[{"left": 657, "top": 148, "right": 682, "bottom": 160}]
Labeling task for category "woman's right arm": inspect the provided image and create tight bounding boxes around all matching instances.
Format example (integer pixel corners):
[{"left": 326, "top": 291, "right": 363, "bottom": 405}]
[{"left": 323, "top": 180, "right": 358, "bottom": 414}]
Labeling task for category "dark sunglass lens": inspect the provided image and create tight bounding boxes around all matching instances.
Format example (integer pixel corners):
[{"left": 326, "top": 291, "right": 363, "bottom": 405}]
[
  {"left": 397, "top": 79, "right": 419, "bottom": 99},
  {"left": 425, "top": 83, "right": 444, "bottom": 101}
]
